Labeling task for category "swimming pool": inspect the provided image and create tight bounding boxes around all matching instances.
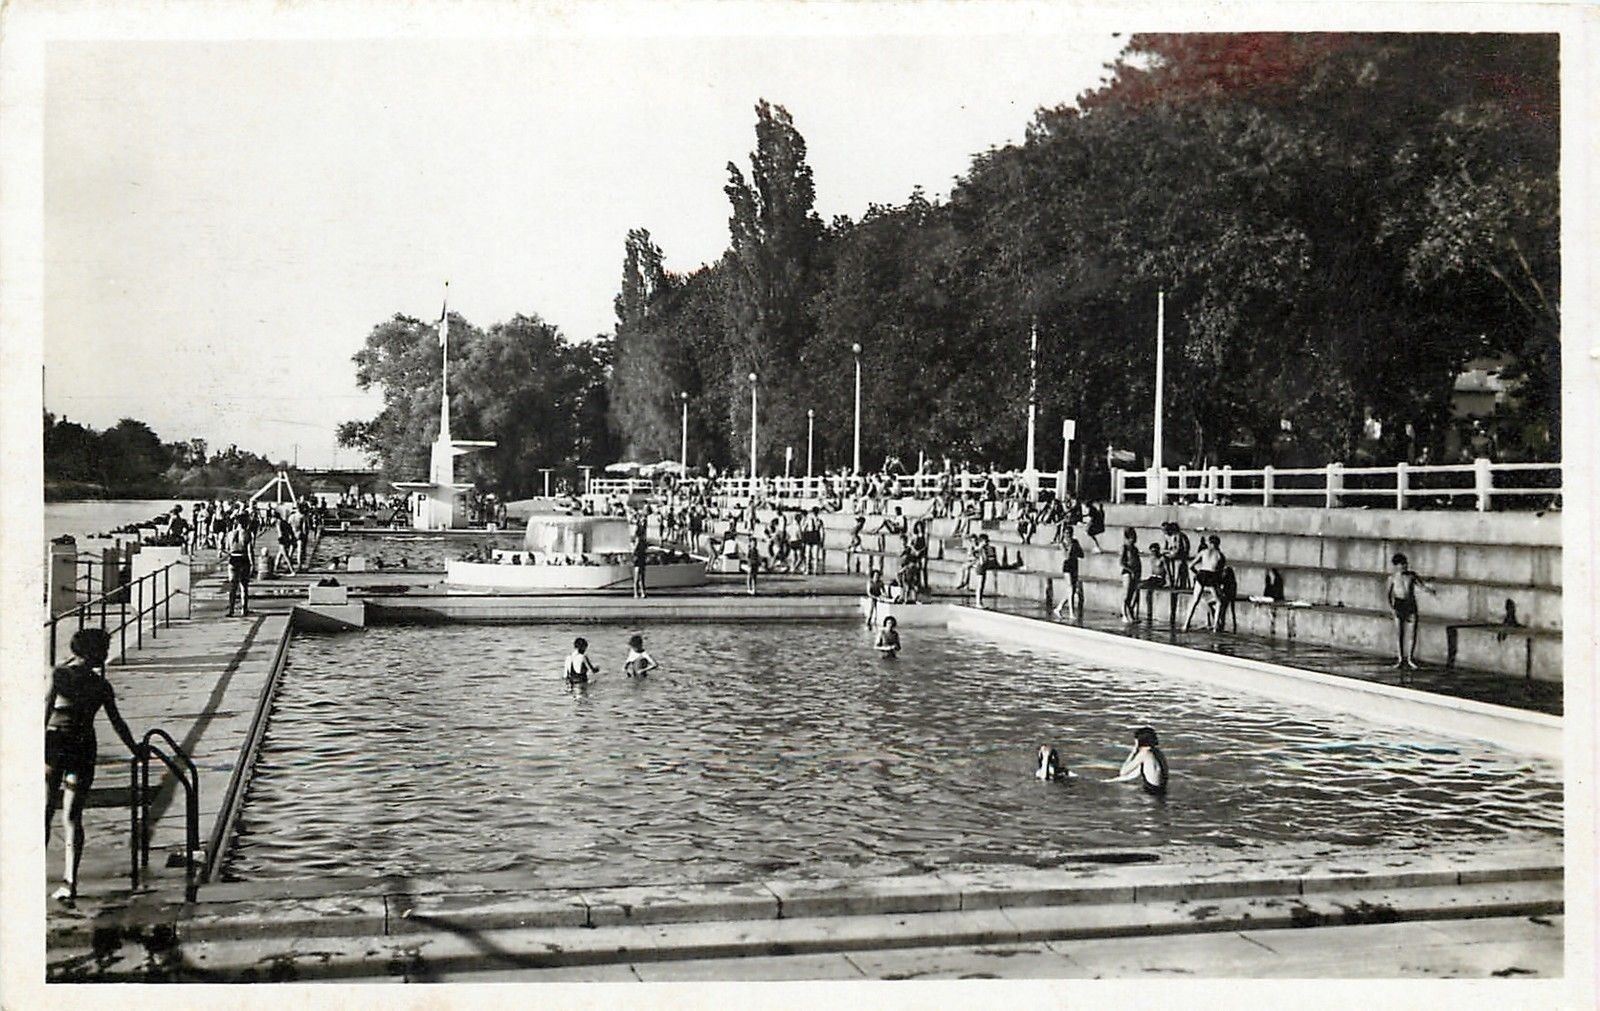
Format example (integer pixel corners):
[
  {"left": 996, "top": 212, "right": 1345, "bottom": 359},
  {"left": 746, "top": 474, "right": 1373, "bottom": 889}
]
[
  {"left": 310, "top": 531, "right": 523, "bottom": 571},
  {"left": 222, "top": 622, "right": 1561, "bottom": 887}
]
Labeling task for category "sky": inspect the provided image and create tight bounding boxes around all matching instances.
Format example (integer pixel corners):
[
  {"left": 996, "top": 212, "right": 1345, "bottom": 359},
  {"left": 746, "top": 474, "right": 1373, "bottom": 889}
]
[{"left": 44, "top": 31, "right": 1128, "bottom": 469}]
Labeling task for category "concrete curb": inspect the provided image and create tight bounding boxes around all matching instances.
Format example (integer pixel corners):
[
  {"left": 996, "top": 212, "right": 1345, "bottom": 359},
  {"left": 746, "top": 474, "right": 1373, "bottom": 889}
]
[
  {"left": 51, "top": 844, "right": 1561, "bottom": 946},
  {"left": 49, "top": 878, "right": 1563, "bottom": 981}
]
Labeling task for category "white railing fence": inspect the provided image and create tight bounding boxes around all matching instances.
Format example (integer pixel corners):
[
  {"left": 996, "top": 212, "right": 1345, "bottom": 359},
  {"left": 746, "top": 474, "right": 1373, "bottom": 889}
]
[
  {"left": 586, "top": 471, "right": 1067, "bottom": 505},
  {"left": 1112, "top": 459, "right": 1562, "bottom": 512}
]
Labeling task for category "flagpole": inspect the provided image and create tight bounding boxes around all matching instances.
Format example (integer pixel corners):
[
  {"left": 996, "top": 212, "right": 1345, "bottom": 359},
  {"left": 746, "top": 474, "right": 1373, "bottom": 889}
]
[{"left": 440, "top": 281, "right": 451, "bottom": 444}]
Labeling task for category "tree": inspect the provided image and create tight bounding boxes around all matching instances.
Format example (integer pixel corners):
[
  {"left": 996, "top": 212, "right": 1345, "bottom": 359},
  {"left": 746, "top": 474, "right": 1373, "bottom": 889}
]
[
  {"left": 723, "top": 100, "right": 826, "bottom": 472},
  {"left": 99, "top": 418, "right": 170, "bottom": 488}
]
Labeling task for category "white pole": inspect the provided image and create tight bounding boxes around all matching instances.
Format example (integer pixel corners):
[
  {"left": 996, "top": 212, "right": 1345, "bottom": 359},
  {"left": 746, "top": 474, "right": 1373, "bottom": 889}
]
[
  {"left": 1059, "top": 419, "right": 1074, "bottom": 497},
  {"left": 1025, "top": 318, "right": 1038, "bottom": 482},
  {"left": 807, "top": 409, "right": 815, "bottom": 480},
  {"left": 785, "top": 446, "right": 793, "bottom": 480},
  {"left": 749, "top": 372, "right": 759, "bottom": 479},
  {"left": 680, "top": 392, "right": 689, "bottom": 474},
  {"left": 439, "top": 282, "right": 451, "bottom": 443},
  {"left": 1153, "top": 290, "right": 1165, "bottom": 504},
  {"left": 851, "top": 343, "right": 862, "bottom": 475}
]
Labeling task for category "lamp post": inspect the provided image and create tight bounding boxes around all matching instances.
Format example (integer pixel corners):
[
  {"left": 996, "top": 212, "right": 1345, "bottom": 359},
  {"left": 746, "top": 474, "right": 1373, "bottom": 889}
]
[
  {"left": 851, "top": 342, "right": 862, "bottom": 475},
  {"left": 807, "top": 408, "right": 815, "bottom": 486},
  {"left": 1024, "top": 318, "right": 1038, "bottom": 492},
  {"left": 680, "top": 391, "right": 689, "bottom": 475},
  {"left": 748, "top": 372, "right": 759, "bottom": 482},
  {"left": 1152, "top": 289, "right": 1166, "bottom": 504}
]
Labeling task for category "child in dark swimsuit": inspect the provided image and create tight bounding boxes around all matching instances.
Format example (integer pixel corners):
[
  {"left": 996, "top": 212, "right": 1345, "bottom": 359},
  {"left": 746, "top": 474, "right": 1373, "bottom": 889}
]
[
  {"left": 46, "top": 628, "right": 140, "bottom": 904},
  {"left": 1106, "top": 726, "right": 1169, "bottom": 797},
  {"left": 1119, "top": 528, "right": 1141, "bottom": 622},
  {"left": 564, "top": 637, "right": 600, "bottom": 685},
  {"left": 1386, "top": 552, "right": 1436, "bottom": 669}
]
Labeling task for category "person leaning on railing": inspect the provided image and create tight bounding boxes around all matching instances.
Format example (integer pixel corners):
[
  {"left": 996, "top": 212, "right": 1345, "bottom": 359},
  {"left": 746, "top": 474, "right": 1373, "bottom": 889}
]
[{"left": 46, "top": 628, "right": 141, "bottom": 907}]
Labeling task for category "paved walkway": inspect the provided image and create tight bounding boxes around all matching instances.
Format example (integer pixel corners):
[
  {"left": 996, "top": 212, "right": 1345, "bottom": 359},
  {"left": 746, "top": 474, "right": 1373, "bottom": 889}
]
[{"left": 44, "top": 558, "right": 292, "bottom": 924}]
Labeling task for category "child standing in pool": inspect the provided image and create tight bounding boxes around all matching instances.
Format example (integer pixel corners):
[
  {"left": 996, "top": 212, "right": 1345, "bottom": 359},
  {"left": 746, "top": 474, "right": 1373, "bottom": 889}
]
[
  {"left": 623, "top": 633, "right": 659, "bottom": 677},
  {"left": 1105, "top": 726, "right": 1168, "bottom": 796},
  {"left": 564, "top": 637, "right": 600, "bottom": 685},
  {"left": 874, "top": 615, "right": 901, "bottom": 657},
  {"left": 1386, "top": 552, "right": 1437, "bottom": 669}
]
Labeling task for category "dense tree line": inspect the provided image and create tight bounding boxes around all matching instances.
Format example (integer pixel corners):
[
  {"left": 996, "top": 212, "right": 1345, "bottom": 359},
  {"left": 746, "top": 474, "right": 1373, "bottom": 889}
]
[
  {"left": 607, "top": 34, "right": 1559, "bottom": 488},
  {"left": 337, "top": 312, "right": 617, "bottom": 496},
  {"left": 43, "top": 413, "right": 287, "bottom": 499}
]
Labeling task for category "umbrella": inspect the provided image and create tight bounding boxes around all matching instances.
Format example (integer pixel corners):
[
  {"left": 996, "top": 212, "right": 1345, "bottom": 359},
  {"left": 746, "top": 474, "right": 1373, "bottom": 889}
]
[{"left": 604, "top": 461, "right": 642, "bottom": 474}]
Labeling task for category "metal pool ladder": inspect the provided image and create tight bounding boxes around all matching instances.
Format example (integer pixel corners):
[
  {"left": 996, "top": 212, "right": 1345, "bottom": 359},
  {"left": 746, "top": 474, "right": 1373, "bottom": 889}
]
[{"left": 129, "top": 728, "right": 200, "bottom": 902}]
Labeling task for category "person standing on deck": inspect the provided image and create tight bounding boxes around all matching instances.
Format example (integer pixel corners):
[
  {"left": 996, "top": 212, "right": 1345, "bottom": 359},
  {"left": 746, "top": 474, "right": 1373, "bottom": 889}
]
[
  {"left": 1052, "top": 525, "right": 1085, "bottom": 620},
  {"left": 225, "top": 518, "right": 254, "bottom": 617},
  {"left": 1182, "top": 535, "right": 1228, "bottom": 632},
  {"left": 1386, "top": 552, "right": 1437, "bottom": 669},
  {"left": 45, "top": 628, "right": 141, "bottom": 906},
  {"left": 631, "top": 532, "right": 649, "bottom": 599},
  {"left": 1118, "top": 528, "right": 1142, "bottom": 623}
]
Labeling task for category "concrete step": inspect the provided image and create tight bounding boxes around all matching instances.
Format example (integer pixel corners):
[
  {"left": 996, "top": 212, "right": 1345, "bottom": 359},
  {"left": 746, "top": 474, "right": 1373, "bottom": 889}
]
[
  {"left": 426, "top": 915, "right": 1564, "bottom": 981},
  {"left": 47, "top": 877, "right": 1562, "bottom": 981},
  {"left": 828, "top": 545, "right": 1561, "bottom": 681}
]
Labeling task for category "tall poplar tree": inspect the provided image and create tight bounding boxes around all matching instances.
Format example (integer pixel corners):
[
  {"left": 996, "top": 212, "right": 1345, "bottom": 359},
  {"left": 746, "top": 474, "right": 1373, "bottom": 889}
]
[{"left": 723, "top": 100, "right": 825, "bottom": 473}]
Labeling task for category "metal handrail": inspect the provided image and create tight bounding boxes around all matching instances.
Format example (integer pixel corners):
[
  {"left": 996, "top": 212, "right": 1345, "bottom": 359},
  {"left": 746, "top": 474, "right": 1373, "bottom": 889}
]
[
  {"left": 45, "top": 561, "right": 181, "bottom": 668},
  {"left": 130, "top": 727, "right": 201, "bottom": 903}
]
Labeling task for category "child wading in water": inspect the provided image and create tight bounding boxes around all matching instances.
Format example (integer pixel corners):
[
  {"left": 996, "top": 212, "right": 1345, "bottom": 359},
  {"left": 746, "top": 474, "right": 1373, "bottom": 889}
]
[
  {"left": 875, "top": 615, "right": 901, "bottom": 657},
  {"left": 1386, "top": 552, "right": 1437, "bottom": 669},
  {"left": 623, "top": 633, "right": 659, "bottom": 677},
  {"left": 564, "top": 637, "right": 600, "bottom": 685},
  {"left": 1105, "top": 726, "right": 1169, "bottom": 796}
]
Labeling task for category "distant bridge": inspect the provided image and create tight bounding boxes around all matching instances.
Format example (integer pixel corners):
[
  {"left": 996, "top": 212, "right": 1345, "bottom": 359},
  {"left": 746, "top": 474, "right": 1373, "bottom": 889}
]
[{"left": 296, "top": 467, "right": 383, "bottom": 489}]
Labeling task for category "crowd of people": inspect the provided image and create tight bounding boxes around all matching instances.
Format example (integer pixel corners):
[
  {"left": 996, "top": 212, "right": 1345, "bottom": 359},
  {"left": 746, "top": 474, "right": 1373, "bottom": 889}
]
[{"left": 178, "top": 498, "right": 329, "bottom": 617}]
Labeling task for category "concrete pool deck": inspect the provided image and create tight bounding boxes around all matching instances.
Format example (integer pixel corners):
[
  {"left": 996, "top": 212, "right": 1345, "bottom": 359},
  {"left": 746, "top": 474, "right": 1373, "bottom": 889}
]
[
  {"left": 41, "top": 563, "right": 1567, "bottom": 982},
  {"left": 48, "top": 842, "right": 1562, "bottom": 981}
]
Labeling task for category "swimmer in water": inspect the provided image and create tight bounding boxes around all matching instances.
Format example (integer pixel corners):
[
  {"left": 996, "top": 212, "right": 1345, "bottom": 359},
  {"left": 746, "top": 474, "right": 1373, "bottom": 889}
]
[
  {"left": 1035, "top": 744, "right": 1073, "bottom": 782},
  {"left": 875, "top": 615, "right": 901, "bottom": 656},
  {"left": 1105, "top": 726, "right": 1168, "bottom": 796},
  {"left": 564, "top": 637, "right": 600, "bottom": 685},
  {"left": 623, "top": 633, "right": 659, "bottom": 677}
]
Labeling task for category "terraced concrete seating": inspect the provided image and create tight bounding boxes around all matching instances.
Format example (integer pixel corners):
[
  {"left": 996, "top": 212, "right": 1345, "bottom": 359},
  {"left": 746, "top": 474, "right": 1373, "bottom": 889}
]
[{"left": 795, "top": 500, "right": 1562, "bottom": 681}]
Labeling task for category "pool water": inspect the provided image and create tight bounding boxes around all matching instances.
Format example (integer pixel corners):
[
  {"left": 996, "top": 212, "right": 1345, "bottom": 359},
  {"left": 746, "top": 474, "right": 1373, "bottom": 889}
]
[
  {"left": 310, "top": 532, "right": 524, "bottom": 571},
  {"left": 222, "top": 622, "right": 1562, "bottom": 886}
]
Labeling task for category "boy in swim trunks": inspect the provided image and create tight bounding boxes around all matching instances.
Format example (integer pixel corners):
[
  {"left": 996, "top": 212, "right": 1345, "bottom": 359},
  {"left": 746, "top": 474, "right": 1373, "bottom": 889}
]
[{"left": 1386, "top": 552, "right": 1436, "bottom": 669}]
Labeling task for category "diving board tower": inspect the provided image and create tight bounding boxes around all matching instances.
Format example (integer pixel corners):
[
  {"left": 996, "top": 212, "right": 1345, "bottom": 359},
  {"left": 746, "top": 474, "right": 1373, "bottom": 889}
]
[{"left": 391, "top": 287, "right": 496, "bottom": 530}]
